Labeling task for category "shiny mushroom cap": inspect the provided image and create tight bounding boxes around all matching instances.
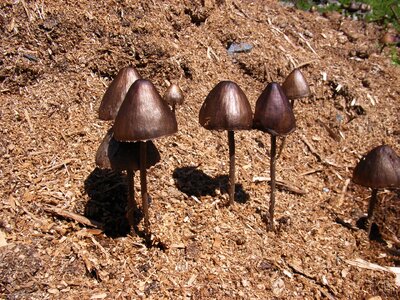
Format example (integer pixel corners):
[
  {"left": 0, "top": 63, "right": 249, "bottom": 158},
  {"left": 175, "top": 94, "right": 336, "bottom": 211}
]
[
  {"left": 164, "top": 83, "right": 184, "bottom": 106},
  {"left": 253, "top": 82, "right": 296, "bottom": 136},
  {"left": 98, "top": 66, "right": 141, "bottom": 120},
  {"left": 281, "top": 69, "right": 311, "bottom": 100},
  {"left": 199, "top": 81, "right": 252, "bottom": 131},
  {"left": 95, "top": 129, "right": 161, "bottom": 171},
  {"left": 113, "top": 79, "right": 178, "bottom": 142},
  {"left": 353, "top": 145, "right": 400, "bottom": 189}
]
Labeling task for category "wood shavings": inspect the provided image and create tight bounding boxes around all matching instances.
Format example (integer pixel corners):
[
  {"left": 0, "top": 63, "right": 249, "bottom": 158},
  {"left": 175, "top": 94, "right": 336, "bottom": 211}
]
[{"left": 346, "top": 258, "right": 400, "bottom": 287}]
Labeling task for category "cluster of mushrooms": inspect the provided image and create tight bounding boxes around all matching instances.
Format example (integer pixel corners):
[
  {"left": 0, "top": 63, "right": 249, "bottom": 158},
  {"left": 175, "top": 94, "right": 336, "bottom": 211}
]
[{"left": 94, "top": 66, "right": 400, "bottom": 244}]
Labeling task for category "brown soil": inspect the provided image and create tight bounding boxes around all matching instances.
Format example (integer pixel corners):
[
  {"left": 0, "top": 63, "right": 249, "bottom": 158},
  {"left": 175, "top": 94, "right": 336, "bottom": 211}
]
[{"left": 1, "top": 0, "right": 400, "bottom": 299}]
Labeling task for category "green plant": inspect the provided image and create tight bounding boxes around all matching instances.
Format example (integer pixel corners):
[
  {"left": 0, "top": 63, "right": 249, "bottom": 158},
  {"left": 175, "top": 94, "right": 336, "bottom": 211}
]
[{"left": 283, "top": 1, "right": 399, "bottom": 31}]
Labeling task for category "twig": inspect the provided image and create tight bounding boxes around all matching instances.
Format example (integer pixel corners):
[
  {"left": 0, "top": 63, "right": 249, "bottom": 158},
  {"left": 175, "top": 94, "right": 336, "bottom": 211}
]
[
  {"left": 253, "top": 176, "right": 307, "bottom": 195},
  {"left": 300, "top": 136, "right": 341, "bottom": 167},
  {"left": 300, "top": 169, "right": 322, "bottom": 176},
  {"left": 301, "top": 135, "right": 323, "bottom": 162},
  {"left": 391, "top": 4, "right": 400, "bottom": 22},
  {"left": 318, "top": 120, "right": 341, "bottom": 142},
  {"left": 282, "top": 260, "right": 336, "bottom": 299},
  {"left": 43, "top": 204, "right": 103, "bottom": 228},
  {"left": 296, "top": 60, "right": 315, "bottom": 69},
  {"left": 297, "top": 32, "right": 318, "bottom": 56},
  {"left": 24, "top": 109, "right": 34, "bottom": 132},
  {"left": 20, "top": 0, "right": 32, "bottom": 21},
  {"left": 337, "top": 178, "right": 351, "bottom": 207},
  {"left": 39, "top": 159, "right": 74, "bottom": 175},
  {"left": 346, "top": 258, "right": 400, "bottom": 287}
]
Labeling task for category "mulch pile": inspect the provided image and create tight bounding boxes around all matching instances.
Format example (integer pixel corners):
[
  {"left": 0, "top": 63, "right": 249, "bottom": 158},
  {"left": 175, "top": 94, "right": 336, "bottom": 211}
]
[{"left": 1, "top": 0, "right": 399, "bottom": 298}]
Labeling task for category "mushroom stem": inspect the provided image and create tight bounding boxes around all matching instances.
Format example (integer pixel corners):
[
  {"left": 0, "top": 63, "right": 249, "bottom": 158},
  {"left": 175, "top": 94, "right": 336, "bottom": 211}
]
[
  {"left": 228, "top": 130, "right": 235, "bottom": 205},
  {"left": 367, "top": 188, "right": 378, "bottom": 220},
  {"left": 269, "top": 135, "right": 277, "bottom": 231},
  {"left": 367, "top": 188, "right": 379, "bottom": 237},
  {"left": 126, "top": 169, "right": 137, "bottom": 226},
  {"left": 276, "top": 136, "right": 286, "bottom": 159},
  {"left": 140, "top": 141, "right": 150, "bottom": 244},
  {"left": 290, "top": 99, "right": 295, "bottom": 108}
]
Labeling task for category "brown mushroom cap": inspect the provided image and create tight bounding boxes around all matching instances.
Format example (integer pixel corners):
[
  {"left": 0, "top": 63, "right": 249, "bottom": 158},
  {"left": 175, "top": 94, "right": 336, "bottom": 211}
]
[
  {"left": 281, "top": 69, "right": 311, "bottom": 100},
  {"left": 95, "top": 128, "right": 161, "bottom": 171},
  {"left": 199, "top": 81, "right": 252, "bottom": 131},
  {"left": 353, "top": 145, "right": 400, "bottom": 189},
  {"left": 113, "top": 79, "right": 178, "bottom": 142},
  {"left": 98, "top": 66, "right": 141, "bottom": 120},
  {"left": 164, "top": 83, "right": 184, "bottom": 106},
  {"left": 253, "top": 82, "right": 296, "bottom": 136}
]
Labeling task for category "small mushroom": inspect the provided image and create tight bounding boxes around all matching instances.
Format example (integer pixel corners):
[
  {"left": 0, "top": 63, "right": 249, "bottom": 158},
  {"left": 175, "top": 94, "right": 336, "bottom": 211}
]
[
  {"left": 164, "top": 83, "right": 184, "bottom": 114},
  {"left": 253, "top": 82, "right": 296, "bottom": 231},
  {"left": 98, "top": 66, "right": 141, "bottom": 120},
  {"left": 281, "top": 68, "right": 311, "bottom": 108},
  {"left": 95, "top": 128, "right": 160, "bottom": 225},
  {"left": 113, "top": 79, "right": 177, "bottom": 243},
  {"left": 199, "top": 81, "right": 252, "bottom": 205},
  {"left": 278, "top": 69, "right": 311, "bottom": 158},
  {"left": 352, "top": 145, "right": 400, "bottom": 235}
]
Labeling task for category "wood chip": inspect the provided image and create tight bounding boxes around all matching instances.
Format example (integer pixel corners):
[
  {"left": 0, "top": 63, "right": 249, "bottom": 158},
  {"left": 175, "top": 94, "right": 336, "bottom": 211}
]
[
  {"left": 252, "top": 176, "right": 307, "bottom": 195},
  {"left": 43, "top": 205, "right": 103, "bottom": 228}
]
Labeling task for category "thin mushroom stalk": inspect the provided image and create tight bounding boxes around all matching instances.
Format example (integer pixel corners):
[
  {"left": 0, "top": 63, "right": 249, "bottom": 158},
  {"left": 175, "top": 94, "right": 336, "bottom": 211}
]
[
  {"left": 276, "top": 137, "right": 286, "bottom": 159},
  {"left": 228, "top": 130, "right": 235, "bottom": 205},
  {"left": 126, "top": 169, "right": 137, "bottom": 226},
  {"left": 366, "top": 188, "right": 378, "bottom": 236},
  {"left": 140, "top": 141, "right": 150, "bottom": 244},
  {"left": 269, "top": 135, "right": 277, "bottom": 231}
]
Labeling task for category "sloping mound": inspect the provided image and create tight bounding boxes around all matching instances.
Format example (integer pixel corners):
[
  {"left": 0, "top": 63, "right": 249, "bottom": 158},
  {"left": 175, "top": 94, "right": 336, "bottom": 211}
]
[{"left": 0, "top": 0, "right": 399, "bottom": 298}]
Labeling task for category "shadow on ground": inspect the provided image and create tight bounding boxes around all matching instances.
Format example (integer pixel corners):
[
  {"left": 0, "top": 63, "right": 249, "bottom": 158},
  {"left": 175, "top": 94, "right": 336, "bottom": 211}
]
[
  {"left": 84, "top": 167, "right": 143, "bottom": 237},
  {"left": 172, "top": 166, "right": 249, "bottom": 203}
]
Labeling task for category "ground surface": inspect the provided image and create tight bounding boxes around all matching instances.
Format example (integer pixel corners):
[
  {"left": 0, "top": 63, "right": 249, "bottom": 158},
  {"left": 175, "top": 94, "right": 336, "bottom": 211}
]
[{"left": 1, "top": 0, "right": 400, "bottom": 299}]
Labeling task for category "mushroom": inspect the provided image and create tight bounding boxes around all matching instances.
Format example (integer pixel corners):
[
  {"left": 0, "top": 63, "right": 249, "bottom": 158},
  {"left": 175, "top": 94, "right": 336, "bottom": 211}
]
[
  {"left": 352, "top": 145, "right": 400, "bottom": 235},
  {"left": 113, "top": 79, "right": 178, "bottom": 242},
  {"left": 98, "top": 66, "right": 141, "bottom": 120},
  {"left": 164, "top": 83, "right": 184, "bottom": 114},
  {"left": 95, "top": 128, "right": 161, "bottom": 225},
  {"left": 253, "top": 82, "right": 296, "bottom": 231},
  {"left": 278, "top": 69, "right": 311, "bottom": 158},
  {"left": 199, "top": 81, "right": 252, "bottom": 205},
  {"left": 281, "top": 68, "right": 311, "bottom": 108}
]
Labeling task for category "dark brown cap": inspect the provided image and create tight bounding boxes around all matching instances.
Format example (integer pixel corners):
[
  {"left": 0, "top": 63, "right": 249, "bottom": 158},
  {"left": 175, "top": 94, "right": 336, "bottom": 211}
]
[
  {"left": 353, "top": 145, "right": 400, "bottom": 189},
  {"left": 164, "top": 84, "right": 184, "bottom": 106},
  {"left": 199, "top": 81, "right": 252, "bottom": 131},
  {"left": 253, "top": 82, "right": 296, "bottom": 136},
  {"left": 98, "top": 67, "right": 141, "bottom": 120},
  {"left": 282, "top": 69, "right": 311, "bottom": 100},
  {"left": 95, "top": 129, "right": 160, "bottom": 171},
  {"left": 113, "top": 79, "right": 178, "bottom": 141}
]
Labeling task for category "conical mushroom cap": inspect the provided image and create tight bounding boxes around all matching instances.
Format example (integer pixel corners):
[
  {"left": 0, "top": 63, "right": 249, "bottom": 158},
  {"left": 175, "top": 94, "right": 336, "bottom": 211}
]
[
  {"left": 95, "top": 128, "right": 161, "bottom": 171},
  {"left": 199, "top": 81, "right": 252, "bottom": 131},
  {"left": 98, "top": 67, "right": 141, "bottom": 120},
  {"left": 282, "top": 69, "right": 311, "bottom": 100},
  {"left": 113, "top": 79, "right": 178, "bottom": 141},
  {"left": 353, "top": 145, "right": 400, "bottom": 189},
  {"left": 164, "top": 84, "right": 184, "bottom": 106},
  {"left": 253, "top": 82, "right": 296, "bottom": 136}
]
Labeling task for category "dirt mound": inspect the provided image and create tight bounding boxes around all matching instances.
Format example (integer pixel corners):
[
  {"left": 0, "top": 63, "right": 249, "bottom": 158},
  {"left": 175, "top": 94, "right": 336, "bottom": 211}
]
[{"left": 1, "top": 0, "right": 399, "bottom": 298}]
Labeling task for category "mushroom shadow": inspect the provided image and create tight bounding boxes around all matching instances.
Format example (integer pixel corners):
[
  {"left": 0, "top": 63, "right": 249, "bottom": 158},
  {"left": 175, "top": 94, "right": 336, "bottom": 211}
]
[
  {"left": 84, "top": 167, "right": 143, "bottom": 238},
  {"left": 172, "top": 166, "right": 249, "bottom": 203}
]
